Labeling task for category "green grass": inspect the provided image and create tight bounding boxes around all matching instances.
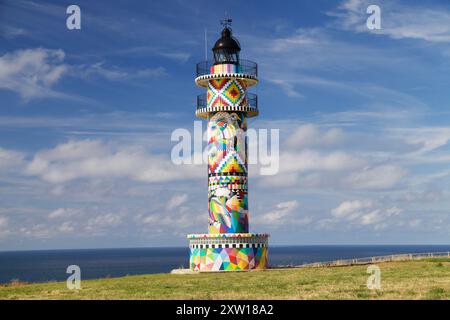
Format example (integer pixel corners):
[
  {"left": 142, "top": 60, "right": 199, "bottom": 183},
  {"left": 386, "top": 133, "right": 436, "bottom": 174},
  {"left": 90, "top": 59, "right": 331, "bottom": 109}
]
[{"left": 1, "top": 259, "right": 450, "bottom": 300}]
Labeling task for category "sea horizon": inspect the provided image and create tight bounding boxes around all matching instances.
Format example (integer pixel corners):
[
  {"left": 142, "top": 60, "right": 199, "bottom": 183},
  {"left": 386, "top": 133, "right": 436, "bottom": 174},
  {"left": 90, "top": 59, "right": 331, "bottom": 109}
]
[
  {"left": 1, "top": 244, "right": 450, "bottom": 284},
  {"left": 2, "top": 243, "right": 450, "bottom": 253}
]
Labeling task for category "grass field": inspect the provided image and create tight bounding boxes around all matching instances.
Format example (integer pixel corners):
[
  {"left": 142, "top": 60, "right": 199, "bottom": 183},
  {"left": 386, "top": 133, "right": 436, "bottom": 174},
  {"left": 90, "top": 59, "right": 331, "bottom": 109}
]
[{"left": 1, "top": 258, "right": 450, "bottom": 300}]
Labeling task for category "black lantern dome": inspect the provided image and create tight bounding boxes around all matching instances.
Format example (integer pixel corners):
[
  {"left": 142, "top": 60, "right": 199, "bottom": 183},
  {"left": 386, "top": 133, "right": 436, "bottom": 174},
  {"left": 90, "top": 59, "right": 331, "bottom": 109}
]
[{"left": 212, "top": 27, "right": 241, "bottom": 65}]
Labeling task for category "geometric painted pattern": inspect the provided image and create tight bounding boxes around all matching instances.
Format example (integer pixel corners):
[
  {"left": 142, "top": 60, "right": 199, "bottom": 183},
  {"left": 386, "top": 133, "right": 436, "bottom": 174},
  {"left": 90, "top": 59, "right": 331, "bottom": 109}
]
[
  {"left": 208, "top": 189, "right": 248, "bottom": 233},
  {"left": 207, "top": 78, "right": 247, "bottom": 109},
  {"left": 208, "top": 175, "right": 248, "bottom": 190},
  {"left": 207, "top": 111, "right": 249, "bottom": 235},
  {"left": 189, "top": 247, "right": 268, "bottom": 271},
  {"left": 207, "top": 112, "right": 247, "bottom": 175},
  {"left": 215, "top": 152, "right": 246, "bottom": 174}
]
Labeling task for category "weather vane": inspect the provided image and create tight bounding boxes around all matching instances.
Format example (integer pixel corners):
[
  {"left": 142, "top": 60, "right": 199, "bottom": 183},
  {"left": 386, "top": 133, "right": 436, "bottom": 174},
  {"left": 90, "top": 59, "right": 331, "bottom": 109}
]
[{"left": 220, "top": 17, "right": 232, "bottom": 28}]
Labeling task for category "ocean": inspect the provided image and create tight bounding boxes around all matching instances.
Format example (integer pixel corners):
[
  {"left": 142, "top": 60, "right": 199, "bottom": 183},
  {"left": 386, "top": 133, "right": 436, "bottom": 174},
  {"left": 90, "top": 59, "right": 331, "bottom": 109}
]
[{"left": 1, "top": 245, "right": 449, "bottom": 284}]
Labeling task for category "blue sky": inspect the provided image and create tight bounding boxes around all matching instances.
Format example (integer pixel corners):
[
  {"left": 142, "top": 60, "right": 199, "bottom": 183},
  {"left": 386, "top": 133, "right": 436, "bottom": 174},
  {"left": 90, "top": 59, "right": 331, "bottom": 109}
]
[{"left": 1, "top": 0, "right": 450, "bottom": 250}]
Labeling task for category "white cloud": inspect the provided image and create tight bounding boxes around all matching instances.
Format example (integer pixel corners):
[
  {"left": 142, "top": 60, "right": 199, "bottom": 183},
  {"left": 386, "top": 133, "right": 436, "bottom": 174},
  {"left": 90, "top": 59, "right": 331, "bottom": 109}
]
[
  {"left": 0, "top": 113, "right": 448, "bottom": 245},
  {"left": 285, "top": 124, "right": 344, "bottom": 149},
  {"left": 1, "top": 26, "right": 27, "bottom": 39},
  {"left": 0, "top": 147, "right": 24, "bottom": 171},
  {"left": 254, "top": 200, "right": 311, "bottom": 227},
  {"left": 331, "top": 199, "right": 373, "bottom": 219},
  {"left": 330, "top": 0, "right": 450, "bottom": 43},
  {"left": 397, "top": 190, "right": 445, "bottom": 203},
  {"left": 48, "top": 208, "right": 78, "bottom": 219},
  {"left": 19, "top": 224, "right": 52, "bottom": 239},
  {"left": 268, "top": 79, "right": 304, "bottom": 98},
  {"left": 0, "top": 48, "right": 167, "bottom": 101},
  {"left": 26, "top": 139, "right": 202, "bottom": 184},
  {"left": 8, "top": 205, "right": 142, "bottom": 240},
  {"left": 409, "top": 219, "right": 422, "bottom": 228},
  {"left": 74, "top": 62, "right": 167, "bottom": 81},
  {"left": 138, "top": 208, "right": 203, "bottom": 233},
  {"left": 345, "top": 165, "right": 407, "bottom": 189},
  {"left": 268, "top": 28, "right": 321, "bottom": 52},
  {"left": 317, "top": 110, "right": 414, "bottom": 125},
  {"left": 0, "top": 216, "right": 8, "bottom": 228},
  {"left": 158, "top": 52, "right": 190, "bottom": 63},
  {"left": 167, "top": 194, "right": 188, "bottom": 210},
  {"left": 119, "top": 48, "right": 192, "bottom": 63},
  {"left": 245, "top": 26, "right": 416, "bottom": 99},
  {"left": 0, "top": 216, "right": 9, "bottom": 239},
  {"left": 331, "top": 199, "right": 403, "bottom": 227},
  {"left": 391, "top": 127, "right": 450, "bottom": 154},
  {"left": 360, "top": 207, "right": 403, "bottom": 226},
  {"left": 86, "top": 213, "right": 122, "bottom": 229},
  {"left": 281, "top": 150, "right": 366, "bottom": 173},
  {"left": 57, "top": 221, "right": 75, "bottom": 233},
  {"left": 258, "top": 122, "right": 409, "bottom": 191},
  {"left": 0, "top": 48, "right": 67, "bottom": 100},
  {"left": 262, "top": 200, "right": 299, "bottom": 223}
]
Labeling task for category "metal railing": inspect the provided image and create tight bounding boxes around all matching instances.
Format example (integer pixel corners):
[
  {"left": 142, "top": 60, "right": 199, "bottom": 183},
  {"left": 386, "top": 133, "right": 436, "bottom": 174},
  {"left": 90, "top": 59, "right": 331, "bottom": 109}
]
[
  {"left": 274, "top": 251, "right": 450, "bottom": 269},
  {"left": 196, "top": 59, "right": 258, "bottom": 78},
  {"left": 196, "top": 93, "right": 258, "bottom": 110}
]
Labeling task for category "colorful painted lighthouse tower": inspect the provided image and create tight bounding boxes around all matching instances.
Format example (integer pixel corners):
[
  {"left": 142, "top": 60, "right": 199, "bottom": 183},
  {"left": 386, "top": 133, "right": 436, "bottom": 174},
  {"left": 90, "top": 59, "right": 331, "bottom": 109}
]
[{"left": 188, "top": 21, "right": 269, "bottom": 271}]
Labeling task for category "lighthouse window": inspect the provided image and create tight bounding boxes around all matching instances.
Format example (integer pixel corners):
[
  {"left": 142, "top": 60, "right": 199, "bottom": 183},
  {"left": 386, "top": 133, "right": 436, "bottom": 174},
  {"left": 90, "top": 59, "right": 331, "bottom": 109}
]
[{"left": 213, "top": 50, "right": 239, "bottom": 64}]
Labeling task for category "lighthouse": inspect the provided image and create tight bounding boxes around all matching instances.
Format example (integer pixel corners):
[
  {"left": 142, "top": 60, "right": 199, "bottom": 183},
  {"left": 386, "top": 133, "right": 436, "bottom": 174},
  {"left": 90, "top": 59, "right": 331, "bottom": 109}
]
[{"left": 187, "top": 21, "right": 269, "bottom": 271}]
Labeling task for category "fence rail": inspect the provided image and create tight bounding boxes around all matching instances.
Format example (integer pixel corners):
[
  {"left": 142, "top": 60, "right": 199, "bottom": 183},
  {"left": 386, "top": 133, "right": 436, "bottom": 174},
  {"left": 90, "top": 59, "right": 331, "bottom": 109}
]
[{"left": 275, "top": 251, "right": 450, "bottom": 269}]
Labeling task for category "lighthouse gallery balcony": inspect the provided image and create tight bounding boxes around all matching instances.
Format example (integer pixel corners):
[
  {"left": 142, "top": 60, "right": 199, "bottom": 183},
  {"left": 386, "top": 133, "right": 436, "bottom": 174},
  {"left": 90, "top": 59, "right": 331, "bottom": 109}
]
[
  {"left": 196, "top": 92, "right": 258, "bottom": 119},
  {"left": 195, "top": 60, "right": 258, "bottom": 88},
  {"left": 196, "top": 59, "right": 258, "bottom": 77}
]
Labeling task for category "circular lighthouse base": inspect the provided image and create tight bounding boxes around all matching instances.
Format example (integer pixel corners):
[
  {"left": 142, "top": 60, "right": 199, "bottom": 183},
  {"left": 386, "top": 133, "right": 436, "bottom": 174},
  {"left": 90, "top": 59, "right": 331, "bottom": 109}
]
[{"left": 187, "top": 233, "right": 269, "bottom": 272}]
